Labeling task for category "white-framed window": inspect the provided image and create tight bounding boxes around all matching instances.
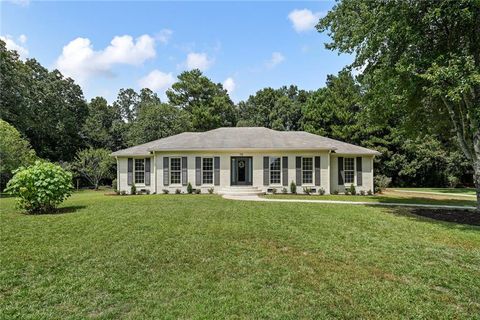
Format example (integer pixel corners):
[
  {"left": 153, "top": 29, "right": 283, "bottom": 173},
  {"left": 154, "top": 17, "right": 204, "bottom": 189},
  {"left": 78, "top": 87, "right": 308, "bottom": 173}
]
[
  {"left": 134, "top": 159, "right": 145, "bottom": 184},
  {"left": 270, "top": 157, "right": 281, "bottom": 184},
  {"left": 202, "top": 157, "right": 213, "bottom": 184},
  {"left": 344, "top": 157, "right": 355, "bottom": 184},
  {"left": 170, "top": 157, "right": 181, "bottom": 184},
  {"left": 302, "top": 157, "right": 313, "bottom": 184}
]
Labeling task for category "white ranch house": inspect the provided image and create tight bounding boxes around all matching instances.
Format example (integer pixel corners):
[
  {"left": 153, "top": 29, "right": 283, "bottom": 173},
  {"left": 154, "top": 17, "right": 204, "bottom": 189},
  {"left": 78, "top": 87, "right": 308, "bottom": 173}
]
[{"left": 111, "top": 127, "right": 380, "bottom": 195}]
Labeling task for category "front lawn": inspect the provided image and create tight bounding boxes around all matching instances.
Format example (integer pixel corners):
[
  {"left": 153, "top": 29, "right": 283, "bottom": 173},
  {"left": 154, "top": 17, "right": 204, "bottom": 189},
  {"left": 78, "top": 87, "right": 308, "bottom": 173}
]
[
  {"left": 263, "top": 190, "right": 476, "bottom": 207},
  {"left": 1, "top": 191, "right": 479, "bottom": 318},
  {"left": 394, "top": 187, "right": 477, "bottom": 196}
]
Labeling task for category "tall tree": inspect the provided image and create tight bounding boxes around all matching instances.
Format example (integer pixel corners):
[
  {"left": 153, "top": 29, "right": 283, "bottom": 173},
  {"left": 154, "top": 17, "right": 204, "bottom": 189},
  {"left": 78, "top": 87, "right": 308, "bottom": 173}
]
[
  {"left": 83, "top": 97, "right": 124, "bottom": 150},
  {"left": 0, "top": 119, "right": 36, "bottom": 190},
  {"left": 73, "top": 148, "right": 115, "bottom": 189},
  {"left": 238, "top": 85, "right": 307, "bottom": 130},
  {"left": 302, "top": 71, "right": 362, "bottom": 141},
  {"left": 166, "top": 69, "right": 237, "bottom": 131},
  {"left": 0, "top": 41, "right": 88, "bottom": 162},
  {"left": 127, "top": 102, "right": 192, "bottom": 145},
  {"left": 318, "top": 0, "right": 480, "bottom": 210}
]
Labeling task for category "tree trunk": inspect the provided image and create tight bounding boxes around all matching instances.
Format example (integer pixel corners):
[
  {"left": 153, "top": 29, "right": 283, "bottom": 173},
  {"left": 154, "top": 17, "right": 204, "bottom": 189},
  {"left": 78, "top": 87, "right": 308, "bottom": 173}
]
[{"left": 474, "top": 159, "right": 480, "bottom": 212}]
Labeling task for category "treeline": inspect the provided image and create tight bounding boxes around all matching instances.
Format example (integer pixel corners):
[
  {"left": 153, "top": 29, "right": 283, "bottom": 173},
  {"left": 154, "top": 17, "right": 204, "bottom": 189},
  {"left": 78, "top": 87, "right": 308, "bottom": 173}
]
[{"left": 0, "top": 40, "right": 472, "bottom": 189}]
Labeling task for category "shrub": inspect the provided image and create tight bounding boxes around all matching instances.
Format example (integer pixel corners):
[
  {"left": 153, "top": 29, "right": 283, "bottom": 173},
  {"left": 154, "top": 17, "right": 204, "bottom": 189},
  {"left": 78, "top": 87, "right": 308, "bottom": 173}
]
[
  {"left": 162, "top": 189, "right": 169, "bottom": 194},
  {"left": 374, "top": 175, "right": 392, "bottom": 194},
  {"left": 290, "top": 181, "right": 297, "bottom": 194},
  {"left": 131, "top": 184, "right": 136, "bottom": 195},
  {"left": 281, "top": 187, "right": 288, "bottom": 194},
  {"left": 360, "top": 190, "right": 365, "bottom": 196},
  {"left": 115, "top": 190, "right": 120, "bottom": 195},
  {"left": 112, "top": 179, "right": 117, "bottom": 191},
  {"left": 187, "top": 182, "right": 193, "bottom": 194},
  {"left": 318, "top": 187, "right": 325, "bottom": 195},
  {"left": 271, "top": 188, "right": 277, "bottom": 194},
  {"left": 332, "top": 190, "right": 339, "bottom": 195},
  {"left": 447, "top": 175, "right": 460, "bottom": 188},
  {"left": 145, "top": 190, "right": 150, "bottom": 195},
  {"left": 120, "top": 190, "right": 126, "bottom": 195},
  {"left": 345, "top": 189, "right": 350, "bottom": 195},
  {"left": 195, "top": 189, "right": 201, "bottom": 194},
  {"left": 5, "top": 161, "right": 73, "bottom": 214},
  {"left": 367, "top": 189, "right": 373, "bottom": 196},
  {"left": 208, "top": 187, "right": 214, "bottom": 194},
  {"left": 303, "top": 187, "right": 312, "bottom": 195},
  {"left": 348, "top": 184, "right": 356, "bottom": 195},
  {"left": 175, "top": 189, "right": 181, "bottom": 194}
]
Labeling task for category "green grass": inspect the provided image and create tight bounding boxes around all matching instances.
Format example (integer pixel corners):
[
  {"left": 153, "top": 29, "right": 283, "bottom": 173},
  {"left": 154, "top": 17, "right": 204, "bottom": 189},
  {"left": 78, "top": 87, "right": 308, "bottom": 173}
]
[
  {"left": 1, "top": 191, "right": 479, "bottom": 319},
  {"left": 394, "top": 187, "right": 477, "bottom": 196},
  {"left": 263, "top": 192, "right": 477, "bottom": 207}
]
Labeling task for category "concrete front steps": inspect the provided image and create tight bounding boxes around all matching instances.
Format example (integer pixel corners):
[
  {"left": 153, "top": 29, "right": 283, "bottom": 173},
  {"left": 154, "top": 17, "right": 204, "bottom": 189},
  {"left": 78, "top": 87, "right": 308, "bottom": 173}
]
[{"left": 218, "top": 186, "right": 264, "bottom": 196}]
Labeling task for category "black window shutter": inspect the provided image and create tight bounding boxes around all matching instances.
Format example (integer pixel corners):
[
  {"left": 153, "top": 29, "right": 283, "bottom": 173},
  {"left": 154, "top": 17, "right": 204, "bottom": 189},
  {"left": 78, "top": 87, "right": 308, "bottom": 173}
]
[
  {"left": 195, "top": 157, "right": 201, "bottom": 186},
  {"left": 127, "top": 158, "right": 133, "bottom": 185},
  {"left": 182, "top": 157, "right": 188, "bottom": 186},
  {"left": 263, "top": 156, "right": 269, "bottom": 186},
  {"left": 295, "top": 156, "right": 302, "bottom": 186},
  {"left": 314, "top": 156, "right": 321, "bottom": 186},
  {"left": 163, "top": 157, "right": 169, "bottom": 186},
  {"left": 338, "top": 157, "right": 344, "bottom": 185},
  {"left": 145, "top": 158, "right": 151, "bottom": 186},
  {"left": 356, "top": 157, "right": 363, "bottom": 186},
  {"left": 214, "top": 157, "right": 220, "bottom": 186},
  {"left": 282, "top": 156, "right": 288, "bottom": 186}
]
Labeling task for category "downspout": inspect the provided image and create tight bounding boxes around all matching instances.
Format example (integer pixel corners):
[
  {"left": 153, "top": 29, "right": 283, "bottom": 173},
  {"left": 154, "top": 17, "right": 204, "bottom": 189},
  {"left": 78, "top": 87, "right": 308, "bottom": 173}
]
[
  {"left": 115, "top": 156, "right": 119, "bottom": 190},
  {"left": 327, "top": 150, "right": 332, "bottom": 194},
  {"left": 153, "top": 151, "right": 157, "bottom": 194}
]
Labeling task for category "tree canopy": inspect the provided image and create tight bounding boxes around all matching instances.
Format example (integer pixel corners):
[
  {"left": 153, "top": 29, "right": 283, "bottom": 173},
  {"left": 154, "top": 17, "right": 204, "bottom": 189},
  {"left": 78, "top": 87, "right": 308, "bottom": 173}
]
[{"left": 318, "top": 0, "right": 480, "bottom": 209}]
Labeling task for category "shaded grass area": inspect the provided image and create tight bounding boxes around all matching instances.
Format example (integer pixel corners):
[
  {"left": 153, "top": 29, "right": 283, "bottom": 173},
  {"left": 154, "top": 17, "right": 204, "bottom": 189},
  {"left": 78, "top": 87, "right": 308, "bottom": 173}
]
[
  {"left": 263, "top": 192, "right": 476, "bottom": 207},
  {"left": 1, "top": 191, "right": 479, "bottom": 319},
  {"left": 395, "top": 187, "right": 476, "bottom": 196}
]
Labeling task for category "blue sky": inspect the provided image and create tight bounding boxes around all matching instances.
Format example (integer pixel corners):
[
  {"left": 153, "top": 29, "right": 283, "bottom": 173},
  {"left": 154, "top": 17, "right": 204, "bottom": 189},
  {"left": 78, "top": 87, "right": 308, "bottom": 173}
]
[{"left": 1, "top": 0, "right": 353, "bottom": 103}]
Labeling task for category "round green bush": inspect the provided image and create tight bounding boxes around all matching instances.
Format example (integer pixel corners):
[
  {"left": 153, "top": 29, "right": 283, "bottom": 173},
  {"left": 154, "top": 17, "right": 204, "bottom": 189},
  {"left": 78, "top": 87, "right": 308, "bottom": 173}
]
[{"left": 5, "top": 161, "right": 73, "bottom": 214}]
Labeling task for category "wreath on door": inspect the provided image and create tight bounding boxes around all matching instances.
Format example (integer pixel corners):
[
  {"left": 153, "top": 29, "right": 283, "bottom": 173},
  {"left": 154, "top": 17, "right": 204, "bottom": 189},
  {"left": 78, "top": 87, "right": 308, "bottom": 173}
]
[{"left": 238, "top": 161, "right": 245, "bottom": 168}]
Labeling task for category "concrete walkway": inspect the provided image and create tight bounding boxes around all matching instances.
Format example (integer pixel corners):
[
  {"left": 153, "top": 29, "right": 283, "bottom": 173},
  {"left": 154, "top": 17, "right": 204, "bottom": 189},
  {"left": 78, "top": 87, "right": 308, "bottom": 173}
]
[
  {"left": 392, "top": 189, "right": 476, "bottom": 198},
  {"left": 222, "top": 194, "right": 476, "bottom": 210}
]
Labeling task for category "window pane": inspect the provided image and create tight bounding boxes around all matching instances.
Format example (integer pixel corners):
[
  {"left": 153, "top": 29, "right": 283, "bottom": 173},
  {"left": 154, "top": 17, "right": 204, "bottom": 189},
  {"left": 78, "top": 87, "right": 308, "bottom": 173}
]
[
  {"left": 202, "top": 158, "right": 213, "bottom": 184},
  {"left": 171, "top": 158, "right": 181, "bottom": 171},
  {"left": 270, "top": 157, "right": 281, "bottom": 171},
  {"left": 203, "top": 172, "right": 213, "bottom": 184},
  {"left": 270, "top": 171, "right": 280, "bottom": 184},
  {"left": 203, "top": 158, "right": 213, "bottom": 171},
  {"left": 134, "top": 159, "right": 145, "bottom": 184},
  {"left": 269, "top": 157, "right": 281, "bottom": 184},
  {"left": 302, "top": 171, "right": 313, "bottom": 184},
  {"left": 345, "top": 158, "right": 354, "bottom": 171},
  {"left": 171, "top": 172, "right": 181, "bottom": 184},
  {"left": 345, "top": 171, "right": 354, "bottom": 184},
  {"left": 302, "top": 157, "right": 313, "bottom": 171}
]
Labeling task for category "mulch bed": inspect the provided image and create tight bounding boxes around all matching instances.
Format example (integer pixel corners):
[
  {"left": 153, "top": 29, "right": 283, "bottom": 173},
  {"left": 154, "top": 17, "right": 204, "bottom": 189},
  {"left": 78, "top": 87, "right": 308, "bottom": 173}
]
[{"left": 410, "top": 208, "right": 480, "bottom": 226}]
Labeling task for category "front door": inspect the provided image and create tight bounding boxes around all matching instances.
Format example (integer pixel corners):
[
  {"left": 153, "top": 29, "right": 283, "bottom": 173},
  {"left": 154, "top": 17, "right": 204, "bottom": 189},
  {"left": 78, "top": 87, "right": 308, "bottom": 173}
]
[{"left": 231, "top": 157, "right": 252, "bottom": 185}]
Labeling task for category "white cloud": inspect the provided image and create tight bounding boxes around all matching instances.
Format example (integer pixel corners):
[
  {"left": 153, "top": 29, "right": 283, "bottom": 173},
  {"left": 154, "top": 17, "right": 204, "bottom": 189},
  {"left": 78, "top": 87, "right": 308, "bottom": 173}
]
[
  {"left": 266, "top": 52, "right": 285, "bottom": 68},
  {"left": 1, "top": 34, "right": 29, "bottom": 59},
  {"left": 5, "top": 0, "right": 30, "bottom": 7},
  {"left": 56, "top": 34, "right": 156, "bottom": 83},
  {"left": 185, "top": 52, "right": 213, "bottom": 71},
  {"left": 288, "top": 9, "right": 324, "bottom": 32},
  {"left": 156, "top": 29, "right": 173, "bottom": 44},
  {"left": 223, "top": 77, "right": 235, "bottom": 94},
  {"left": 139, "top": 69, "right": 175, "bottom": 92},
  {"left": 18, "top": 34, "right": 27, "bottom": 44}
]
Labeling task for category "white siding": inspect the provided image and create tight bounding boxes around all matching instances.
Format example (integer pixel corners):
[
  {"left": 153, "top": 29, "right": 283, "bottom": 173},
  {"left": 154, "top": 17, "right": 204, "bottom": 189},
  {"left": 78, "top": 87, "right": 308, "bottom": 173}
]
[
  {"left": 117, "top": 151, "right": 375, "bottom": 195},
  {"left": 330, "top": 155, "right": 374, "bottom": 194},
  {"left": 117, "top": 156, "right": 155, "bottom": 194}
]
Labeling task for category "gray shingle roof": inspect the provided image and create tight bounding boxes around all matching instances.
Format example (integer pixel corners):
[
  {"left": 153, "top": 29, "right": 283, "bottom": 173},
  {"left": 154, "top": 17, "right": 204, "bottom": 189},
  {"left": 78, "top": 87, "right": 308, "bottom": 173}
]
[{"left": 111, "top": 127, "right": 380, "bottom": 156}]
